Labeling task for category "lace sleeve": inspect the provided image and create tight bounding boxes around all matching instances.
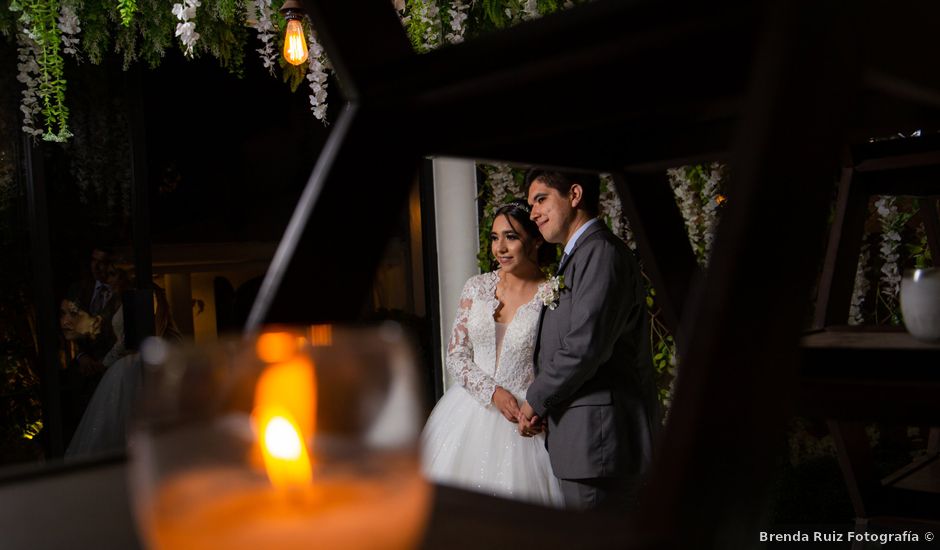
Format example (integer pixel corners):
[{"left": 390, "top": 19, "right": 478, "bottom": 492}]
[{"left": 446, "top": 277, "right": 497, "bottom": 407}]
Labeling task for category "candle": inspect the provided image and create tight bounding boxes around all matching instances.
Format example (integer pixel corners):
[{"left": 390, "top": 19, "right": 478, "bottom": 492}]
[
  {"left": 148, "top": 459, "right": 430, "bottom": 550},
  {"left": 137, "top": 329, "right": 431, "bottom": 550}
]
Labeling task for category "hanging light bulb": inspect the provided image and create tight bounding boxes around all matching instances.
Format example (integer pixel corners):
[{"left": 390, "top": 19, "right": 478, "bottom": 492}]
[{"left": 280, "top": 0, "right": 309, "bottom": 66}]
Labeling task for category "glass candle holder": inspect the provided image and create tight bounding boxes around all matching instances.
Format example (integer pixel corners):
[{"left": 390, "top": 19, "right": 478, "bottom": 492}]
[
  {"left": 901, "top": 267, "right": 940, "bottom": 342},
  {"left": 128, "top": 324, "right": 431, "bottom": 550}
]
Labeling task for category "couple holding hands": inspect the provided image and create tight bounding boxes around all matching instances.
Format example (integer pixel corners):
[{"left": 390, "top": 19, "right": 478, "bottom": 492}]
[{"left": 422, "top": 169, "right": 660, "bottom": 510}]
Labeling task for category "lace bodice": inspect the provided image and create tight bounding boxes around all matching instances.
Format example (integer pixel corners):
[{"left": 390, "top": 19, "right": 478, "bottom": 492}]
[{"left": 446, "top": 271, "right": 547, "bottom": 406}]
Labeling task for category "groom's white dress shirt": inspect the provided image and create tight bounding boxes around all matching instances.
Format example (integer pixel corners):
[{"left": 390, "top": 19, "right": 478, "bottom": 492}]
[{"left": 564, "top": 217, "right": 599, "bottom": 257}]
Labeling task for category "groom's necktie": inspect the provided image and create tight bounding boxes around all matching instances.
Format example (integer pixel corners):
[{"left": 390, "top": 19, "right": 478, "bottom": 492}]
[
  {"left": 559, "top": 252, "right": 568, "bottom": 266},
  {"left": 90, "top": 284, "right": 110, "bottom": 315}
]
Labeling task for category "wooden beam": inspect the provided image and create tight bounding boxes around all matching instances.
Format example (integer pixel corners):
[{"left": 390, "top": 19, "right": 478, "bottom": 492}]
[
  {"left": 635, "top": 1, "right": 860, "bottom": 545},
  {"left": 613, "top": 172, "right": 699, "bottom": 336}
]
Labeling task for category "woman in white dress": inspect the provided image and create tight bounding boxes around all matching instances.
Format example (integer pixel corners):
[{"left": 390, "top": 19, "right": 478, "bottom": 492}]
[{"left": 422, "top": 200, "right": 564, "bottom": 507}]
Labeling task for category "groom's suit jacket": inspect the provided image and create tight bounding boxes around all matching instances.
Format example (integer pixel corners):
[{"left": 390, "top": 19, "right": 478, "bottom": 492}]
[{"left": 527, "top": 221, "right": 659, "bottom": 480}]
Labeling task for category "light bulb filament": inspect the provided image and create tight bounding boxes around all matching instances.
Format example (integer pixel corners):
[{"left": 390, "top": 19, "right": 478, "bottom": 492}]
[{"left": 283, "top": 18, "right": 309, "bottom": 65}]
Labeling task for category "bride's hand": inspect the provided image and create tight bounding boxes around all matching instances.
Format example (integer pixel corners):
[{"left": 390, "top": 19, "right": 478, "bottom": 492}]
[{"left": 491, "top": 386, "right": 520, "bottom": 423}]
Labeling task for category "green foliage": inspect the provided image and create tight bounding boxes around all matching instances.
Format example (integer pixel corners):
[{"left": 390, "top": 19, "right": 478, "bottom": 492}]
[
  {"left": 117, "top": 0, "right": 137, "bottom": 27},
  {"left": 480, "top": 0, "right": 509, "bottom": 29},
  {"left": 281, "top": 59, "right": 306, "bottom": 92},
  {"left": 0, "top": 3, "right": 17, "bottom": 38},
  {"left": 78, "top": 1, "right": 114, "bottom": 65},
  {"left": 403, "top": 0, "right": 443, "bottom": 53},
  {"left": 135, "top": 0, "right": 176, "bottom": 69},
  {"left": 197, "top": 0, "right": 247, "bottom": 76}
]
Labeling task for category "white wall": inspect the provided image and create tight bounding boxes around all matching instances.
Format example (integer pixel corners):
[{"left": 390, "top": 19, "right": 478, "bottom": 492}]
[{"left": 432, "top": 158, "right": 480, "bottom": 390}]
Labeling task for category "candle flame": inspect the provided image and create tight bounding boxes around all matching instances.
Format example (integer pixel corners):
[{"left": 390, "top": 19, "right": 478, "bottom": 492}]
[
  {"left": 264, "top": 416, "right": 303, "bottom": 460},
  {"left": 257, "top": 409, "right": 312, "bottom": 488}
]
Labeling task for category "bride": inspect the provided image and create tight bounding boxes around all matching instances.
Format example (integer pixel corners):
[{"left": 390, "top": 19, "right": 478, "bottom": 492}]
[{"left": 422, "top": 200, "right": 564, "bottom": 507}]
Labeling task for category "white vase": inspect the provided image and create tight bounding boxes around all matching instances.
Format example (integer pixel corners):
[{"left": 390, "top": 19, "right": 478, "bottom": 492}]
[{"left": 900, "top": 267, "right": 940, "bottom": 342}]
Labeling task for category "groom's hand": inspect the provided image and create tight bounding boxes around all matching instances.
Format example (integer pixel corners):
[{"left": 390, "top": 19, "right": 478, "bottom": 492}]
[
  {"left": 491, "top": 386, "right": 520, "bottom": 423},
  {"left": 518, "top": 402, "right": 543, "bottom": 437}
]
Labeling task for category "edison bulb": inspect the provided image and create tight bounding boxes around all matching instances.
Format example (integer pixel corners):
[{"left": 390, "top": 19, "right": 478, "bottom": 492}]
[{"left": 283, "top": 19, "right": 309, "bottom": 65}]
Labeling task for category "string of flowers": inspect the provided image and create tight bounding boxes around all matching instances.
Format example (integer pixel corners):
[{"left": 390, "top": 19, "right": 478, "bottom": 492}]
[
  {"left": 404, "top": 0, "right": 443, "bottom": 53},
  {"left": 57, "top": 2, "right": 81, "bottom": 60},
  {"left": 171, "top": 0, "right": 200, "bottom": 58},
  {"left": 444, "top": 0, "right": 469, "bottom": 44},
  {"left": 598, "top": 174, "right": 634, "bottom": 249},
  {"left": 666, "top": 162, "right": 724, "bottom": 267},
  {"left": 14, "top": 29, "right": 43, "bottom": 139},
  {"left": 875, "top": 195, "right": 903, "bottom": 324},
  {"left": 11, "top": 0, "right": 72, "bottom": 142},
  {"left": 305, "top": 22, "right": 329, "bottom": 123},
  {"left": 251, "top": 0, "right": 278, "bottom": 76},
  {"left": 521, "top": 0, "right": 540, "bottom": 21},
  {"left": 848, "top": 239, "right": 870, "bottom": 325}
]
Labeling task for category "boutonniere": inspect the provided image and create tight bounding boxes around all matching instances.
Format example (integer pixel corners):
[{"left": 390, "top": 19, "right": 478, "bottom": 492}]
[{"left": 537, "top": 275, "right": 565, "bottom": 310}]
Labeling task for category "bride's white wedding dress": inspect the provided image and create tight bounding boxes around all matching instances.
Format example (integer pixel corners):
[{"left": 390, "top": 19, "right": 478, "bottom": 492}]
[
  {"left": 66, "top": 306, "right": 141, "bottom": 459},
  {"left": 422, "top": 271, "right": 563, "bottom": 507}
]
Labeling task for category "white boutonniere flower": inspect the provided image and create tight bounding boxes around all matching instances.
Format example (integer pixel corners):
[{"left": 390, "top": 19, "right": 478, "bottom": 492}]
[{"left": 537, "top": 275, "right": 565, "bottom": 310}]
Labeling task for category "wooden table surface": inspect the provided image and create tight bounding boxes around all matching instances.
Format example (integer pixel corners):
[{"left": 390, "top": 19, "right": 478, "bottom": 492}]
[{"left": 0, "top": 458, "right": 632, "bottom": 550}]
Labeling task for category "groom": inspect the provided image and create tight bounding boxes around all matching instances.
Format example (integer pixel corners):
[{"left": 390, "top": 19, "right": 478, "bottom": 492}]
[{"left": 519, "top": 170, "right": 659, "bottom": 510}]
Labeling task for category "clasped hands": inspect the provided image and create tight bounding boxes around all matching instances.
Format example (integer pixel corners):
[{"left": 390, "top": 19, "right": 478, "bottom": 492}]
[{"left": 492, "top": 386, "right": 545, "bottom": 437}]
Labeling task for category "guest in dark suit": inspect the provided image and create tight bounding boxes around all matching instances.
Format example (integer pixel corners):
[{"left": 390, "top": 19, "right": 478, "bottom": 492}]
[{"left": 519, "top": 170, "right": 660, "bottom": 510}]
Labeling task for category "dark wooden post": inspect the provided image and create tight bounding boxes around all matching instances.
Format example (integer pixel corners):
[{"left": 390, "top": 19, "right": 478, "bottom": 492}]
[{"left": 23, "top": 138, "right": 63, "bottom": 457}]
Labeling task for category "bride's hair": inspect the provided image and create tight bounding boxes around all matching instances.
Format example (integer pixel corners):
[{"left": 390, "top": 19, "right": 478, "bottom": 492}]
[{"left": 494, "top": 200, "right": 556, "bottom": 267}]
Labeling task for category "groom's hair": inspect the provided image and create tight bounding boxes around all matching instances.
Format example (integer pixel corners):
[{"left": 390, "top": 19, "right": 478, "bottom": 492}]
[{"left": 523, "top": 169, "right": 601, "bottom": 217}]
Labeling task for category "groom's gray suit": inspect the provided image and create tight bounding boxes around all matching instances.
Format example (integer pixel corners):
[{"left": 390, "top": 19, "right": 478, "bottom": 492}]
[{"left": 526, "top": 220, "right": 659, "bottom": 508}]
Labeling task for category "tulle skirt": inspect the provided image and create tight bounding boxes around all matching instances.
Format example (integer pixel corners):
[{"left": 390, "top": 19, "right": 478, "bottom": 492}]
[
  {"left": 421, "top": 385, "right": 564, "bottom": 508},
  {"left": 65, "top": 354, "right": 142, "bottom": 459}
]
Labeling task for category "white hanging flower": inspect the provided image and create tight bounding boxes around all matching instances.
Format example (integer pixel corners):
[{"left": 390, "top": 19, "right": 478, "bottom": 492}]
[
  {"left": 15, "top": 23, "right": 43, "bottom": 139},
  {"left": 305, "top": 24, "right": 330, "bottom": 123},
  {"left": 252, "top": 0, "right": 278, "bottom": 76},
  {"left": 444, "top": 0, "right": 469, "bottom": 44},
  {"left": 411, "top": 0, "right": 442, "bottom": 52},
  {"left": 486, "top": 163, "right": 516, "bottom": 208},
  {"left": 875, "top": 195, "right": 902, "bottom": 319},
  {"left": 58, "top": 4, "right": 82, "bottom": 61},
  {"left": 522, "top": 0, "right": 540, "bottom": 21},
  {"left": 599, "top": 174, "right": 635, "bottom": 250},
  {"left": 172, "top": 0, "right": 201, "bottom": 58},
  {"left": 667, "top": 163, "right": 725, "bottom": 267},
  {"left": 848, "top": 240, "right": 870, "bottom": 325}
]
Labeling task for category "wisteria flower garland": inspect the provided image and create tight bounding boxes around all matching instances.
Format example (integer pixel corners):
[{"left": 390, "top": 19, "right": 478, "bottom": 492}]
[
  {"left": 15, "top": 30, "right": 43, "bottom": 139},
  {"left": 522, "top": 0, "right": 540, "bottom": 21},
  {"left": 57, "top": 3, "right": 81, "bottom": 60},
  {"left": 666, "top": 163, "right": 724, "bottom": 267},
  {"left": 848, "top": 239, "right": 870, "bottom": 325},
  {"left": 410, "top": 0, "right": 442, "bottom": 52},
  {"left": 12, "top": 0, "right": 71, "bottom": 142},
  {"left": 305, "top": 24, "right": 329, "bottom": 123},
  {"left": 172, "top": 0, "right": 200, "bottom": 58},
  {"left": 599, "top": 174, "right": 635, "bottom": 250},
  {"left": 485, "top": 163, "right": 516, "bottom": 208},
  {"left": 444, "top": 0, "right": 468, "bottom": 44},
  {"left": 876, "top": 195, "right": 902, "bottom": 322},
  {"left": 252, "top": 0, "right": 278, "bottom": 76}
]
